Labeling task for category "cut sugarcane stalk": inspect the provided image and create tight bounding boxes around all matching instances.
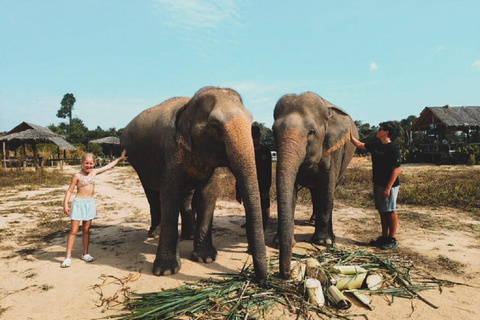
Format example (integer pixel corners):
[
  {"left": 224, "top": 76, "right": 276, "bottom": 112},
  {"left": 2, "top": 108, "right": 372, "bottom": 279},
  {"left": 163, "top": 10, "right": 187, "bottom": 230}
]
[
  {"left": 366, "top": 273, "right": 383, "bottom": 290},
  {"left": 306, "top": 278, "right": 325, "bottom": 307},
  {"left": 335, "top": 273, "right": 367, "bottom": 290},
  {"left": 290, "top": 260, "right": 306, "bottom": 281},
  {"left": 306, "top": 258, "right": 327, "bottom": 285},
  {"left": 351, "top": 291, "right": 373, "bottom": 310},
  {"left": 327, "top": 285, "right": 351, "bottom": 309},
  {"left": 334, "top": 265, "right": 368, "bottom": 275}
]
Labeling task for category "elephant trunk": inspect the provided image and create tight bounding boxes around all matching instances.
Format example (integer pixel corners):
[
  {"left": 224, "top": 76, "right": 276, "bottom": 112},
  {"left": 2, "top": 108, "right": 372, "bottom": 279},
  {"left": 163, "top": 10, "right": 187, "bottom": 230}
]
[
  {"left": 223, "top": 114, "right": 267, "bottom": 283},
  {"left": 276, "top": 128, "right": 306, "bottom": 279}
]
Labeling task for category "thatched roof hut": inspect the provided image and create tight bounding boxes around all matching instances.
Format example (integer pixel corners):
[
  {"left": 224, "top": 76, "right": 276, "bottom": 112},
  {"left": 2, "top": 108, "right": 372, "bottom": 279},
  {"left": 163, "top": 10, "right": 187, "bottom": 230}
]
[
  {"left": 88, "top": 136, "right": 121, "bottom": 158},
  {"left": 88, "top": 136, "right": 120, "bottom": 145},
  {"left": 0, "top": 122, "right": 75, "bottom": 151},
  {"left": 1, "top": 122, "right": 75, "bottom": 169},
  {"left": 409, "top": 106, "right": 480, "bottom": 132}
]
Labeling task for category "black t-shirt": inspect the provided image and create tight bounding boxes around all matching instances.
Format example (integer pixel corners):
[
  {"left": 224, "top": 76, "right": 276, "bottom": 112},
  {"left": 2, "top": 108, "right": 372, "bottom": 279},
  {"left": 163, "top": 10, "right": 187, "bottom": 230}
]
[
  {"left": 255, "top": 145, "right": 272, "bottom": 192},
  {"left": 365, "top": 142, "right": 401, "bottom": 187}
]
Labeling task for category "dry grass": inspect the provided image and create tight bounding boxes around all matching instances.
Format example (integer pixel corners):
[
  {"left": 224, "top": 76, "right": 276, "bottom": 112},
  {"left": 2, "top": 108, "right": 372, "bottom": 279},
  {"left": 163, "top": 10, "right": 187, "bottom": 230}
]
[
  {"left": 336, "top": 166, "right": 480, "bottom": 214},
  {"left": 0, "top": 167, "right": 71, "bottom": 191},
  {"left": 216, "top": 163, "right": 480, "bottom": 216}
]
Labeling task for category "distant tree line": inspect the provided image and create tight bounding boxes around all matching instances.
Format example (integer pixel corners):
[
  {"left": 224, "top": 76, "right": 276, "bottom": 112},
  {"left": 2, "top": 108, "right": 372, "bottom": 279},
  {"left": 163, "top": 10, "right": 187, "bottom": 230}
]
[{"left": 44, "top": 93, "right": 480, "bottom": 164}]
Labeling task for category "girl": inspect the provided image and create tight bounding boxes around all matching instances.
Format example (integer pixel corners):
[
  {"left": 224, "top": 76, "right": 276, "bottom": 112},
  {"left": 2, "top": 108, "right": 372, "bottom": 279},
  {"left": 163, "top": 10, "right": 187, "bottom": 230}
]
[{"left": 61, "top": 150, "right": 127, "bottom": 268}]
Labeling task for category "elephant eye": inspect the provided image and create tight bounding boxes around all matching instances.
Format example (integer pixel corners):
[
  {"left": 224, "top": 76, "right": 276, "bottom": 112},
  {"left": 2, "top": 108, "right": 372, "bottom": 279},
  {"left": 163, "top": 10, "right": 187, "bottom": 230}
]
[
  {"left": 207, "top": 122, "right": 222, "bottom": 136},
  {"left": 308, "top": 129, "right": 316, "bottom": 136}
]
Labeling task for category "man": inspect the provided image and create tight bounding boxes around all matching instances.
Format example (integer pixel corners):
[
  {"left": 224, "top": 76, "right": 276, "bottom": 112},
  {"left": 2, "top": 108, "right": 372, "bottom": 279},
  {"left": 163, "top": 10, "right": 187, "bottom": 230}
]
[
  {"left": 238, "top": 125, "right": 272, "bottom": 231},
  {"left": 350, "top": 122, "right": 401, "bottom": 250}
]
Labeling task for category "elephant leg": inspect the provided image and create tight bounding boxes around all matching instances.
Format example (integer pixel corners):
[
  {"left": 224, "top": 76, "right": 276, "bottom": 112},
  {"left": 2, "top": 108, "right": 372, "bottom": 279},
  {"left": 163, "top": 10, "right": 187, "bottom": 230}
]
[
  {"left": 141, "top": 181, "right": 161, "bottom": 239},
  {"left": 191, "top": 177, "right": 218, "bottom": 263},
  {"left": 180, "top": 190, "right": 195, "bottom": 240},
  {"left": 311, "top": 182, "right": 336, "bottom": 245},
  {"left": 309, "top": 188, "right": 317, "bottom": 224},
  {"left": 153, "top": 179, "right": 183, "bottom": 276}
]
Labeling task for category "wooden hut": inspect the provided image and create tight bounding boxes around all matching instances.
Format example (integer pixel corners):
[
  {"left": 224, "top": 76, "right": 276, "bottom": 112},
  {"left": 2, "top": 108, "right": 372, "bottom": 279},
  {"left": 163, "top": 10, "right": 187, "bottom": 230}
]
[
  {"left": 408, "top": 105, "right": 480, "bottom": 162},
  {"left": 88, "top": 136, "right": 121, "bottom": 160},
  {"left": 1, "top": 122, "right": 75, "bottom": 169}
]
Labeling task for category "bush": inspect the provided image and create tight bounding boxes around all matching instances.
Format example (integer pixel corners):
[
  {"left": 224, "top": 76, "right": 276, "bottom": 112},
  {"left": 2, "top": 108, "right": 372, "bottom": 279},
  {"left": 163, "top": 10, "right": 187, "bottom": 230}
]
[{"left": 454, "top": 145, "right": 480, "bottom": 165}]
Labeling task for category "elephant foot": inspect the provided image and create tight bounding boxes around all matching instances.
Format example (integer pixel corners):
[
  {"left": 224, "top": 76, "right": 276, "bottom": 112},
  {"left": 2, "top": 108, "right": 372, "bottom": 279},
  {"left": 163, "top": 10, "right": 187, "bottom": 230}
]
[
  {"left": 191, "top": 247, "right": 217, "bottom": 264},
  {"left": 271, "top": 234, "right": 296, "bottom": 249},
  {"left": 148, "top": 225, "right": 161, "bottom": 239},
  {"left": 153, "top": 255, "right": 181, "bottom": 276},
  {"left": 311, "top": 234, "right": 334, "bottom": 246},
  {"left": 180, "top": 229, "right": 195, "bottom": 240}
]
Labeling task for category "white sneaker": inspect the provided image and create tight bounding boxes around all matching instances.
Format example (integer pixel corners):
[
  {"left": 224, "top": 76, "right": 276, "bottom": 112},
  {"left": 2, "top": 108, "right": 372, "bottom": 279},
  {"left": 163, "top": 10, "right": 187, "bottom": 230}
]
[
  {"left": 61, "top": 258, "right": 71, "bottom": 268},
  {"left": 81, "top": 254, "right": 95, "bottom": 262}
]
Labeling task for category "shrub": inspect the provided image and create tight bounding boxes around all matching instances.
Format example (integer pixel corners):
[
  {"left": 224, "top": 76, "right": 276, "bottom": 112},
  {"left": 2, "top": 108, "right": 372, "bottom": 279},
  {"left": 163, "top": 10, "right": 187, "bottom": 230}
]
[{"left": 454, "top": 145, "right": 480, "bottom": 165}]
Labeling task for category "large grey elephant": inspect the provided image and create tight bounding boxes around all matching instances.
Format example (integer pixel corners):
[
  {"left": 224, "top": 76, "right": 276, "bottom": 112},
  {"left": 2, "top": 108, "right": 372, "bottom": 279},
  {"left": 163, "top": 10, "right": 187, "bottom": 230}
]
[
  {"left": 121, "top": 87, "right": 267, "bottom": 282},
  {"left": 272, "top": 92, "right": 358, "bottom": 278}
]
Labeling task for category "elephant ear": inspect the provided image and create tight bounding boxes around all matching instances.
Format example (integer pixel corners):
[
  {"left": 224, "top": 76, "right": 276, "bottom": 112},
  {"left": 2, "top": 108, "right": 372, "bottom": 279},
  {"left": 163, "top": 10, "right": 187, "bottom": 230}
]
[
  {"left": 323, "top": 106, "right": 354, "bottom": 156},
  {"left": 175, "top": 100, "right": 194, "bottom": 152}
]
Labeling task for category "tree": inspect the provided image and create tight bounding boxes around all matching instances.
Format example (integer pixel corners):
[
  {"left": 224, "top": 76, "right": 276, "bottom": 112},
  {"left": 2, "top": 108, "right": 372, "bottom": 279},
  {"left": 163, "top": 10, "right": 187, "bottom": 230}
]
[
  {"left": 65, "top": 117, "right": 89, "bottom": 145},
  {"left": 252, "top": 121, "right": 275, "bottom": 151},
  {"left": 57, "top": 93, "right": 76, "bottom": 127}
]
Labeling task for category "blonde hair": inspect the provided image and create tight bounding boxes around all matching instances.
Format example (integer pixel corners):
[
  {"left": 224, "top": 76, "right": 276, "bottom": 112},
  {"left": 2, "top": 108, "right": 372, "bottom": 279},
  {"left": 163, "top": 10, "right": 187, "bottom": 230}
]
[{"left": 81, "top": 153, "right": 95, "bottom": 163}]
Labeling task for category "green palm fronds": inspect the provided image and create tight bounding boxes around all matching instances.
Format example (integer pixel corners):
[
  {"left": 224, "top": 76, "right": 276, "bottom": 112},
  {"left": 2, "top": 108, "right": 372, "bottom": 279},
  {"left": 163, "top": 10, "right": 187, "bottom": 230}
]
[{"left": 115, "top": 245, "right": 460, "bottom": 320}]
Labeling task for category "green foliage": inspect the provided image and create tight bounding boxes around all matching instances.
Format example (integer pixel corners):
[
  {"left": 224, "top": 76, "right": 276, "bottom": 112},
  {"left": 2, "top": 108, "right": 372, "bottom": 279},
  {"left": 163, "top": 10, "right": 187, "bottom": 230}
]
[
  {"left": 65, "top": 117, "right": 89, "bottom": 145},
  {"left": 57, "top": 93, "right": 76, "bottom": 126},
  {"left": 87, "top": 143, "right": 104, "bottom": 158},
  {"left": 252, "top": 121, "right": 275, "bottom": 150},
  {"left": 454, "top": 145, "right": 480, "bottom": 165}
]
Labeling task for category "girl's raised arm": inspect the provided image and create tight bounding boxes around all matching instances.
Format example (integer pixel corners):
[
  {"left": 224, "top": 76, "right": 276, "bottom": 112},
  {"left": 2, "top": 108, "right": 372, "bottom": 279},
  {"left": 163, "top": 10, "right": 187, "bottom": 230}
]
[{"left": 95, "top": 149, "right": 127, "bottom": 175}]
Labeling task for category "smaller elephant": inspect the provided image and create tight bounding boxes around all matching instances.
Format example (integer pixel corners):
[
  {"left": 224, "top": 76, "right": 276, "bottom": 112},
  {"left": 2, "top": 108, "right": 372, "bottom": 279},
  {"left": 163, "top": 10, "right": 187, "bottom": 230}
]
[{"left": 273, "top": 92, "right": 358, "bottom": 278}]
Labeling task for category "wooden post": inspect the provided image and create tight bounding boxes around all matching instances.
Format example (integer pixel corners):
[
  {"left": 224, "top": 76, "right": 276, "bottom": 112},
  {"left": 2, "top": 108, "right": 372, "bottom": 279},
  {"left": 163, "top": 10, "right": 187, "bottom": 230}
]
[
  {"left": 2, "top": 141, "right": 6, "bottom": 168},
  {"left": 23, "top": 143, "right": 26, "bottom": 170},
  {"left": 32, "top": 142, "right": 39, "bottom": 171}
]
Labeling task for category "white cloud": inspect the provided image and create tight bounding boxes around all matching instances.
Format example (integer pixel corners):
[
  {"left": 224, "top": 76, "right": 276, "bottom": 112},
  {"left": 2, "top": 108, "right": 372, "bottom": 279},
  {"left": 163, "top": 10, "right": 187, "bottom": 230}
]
[
  {"left": 437, "top": 45, "right": 445, "bottom": 51},
  {"left": 154, "top": 0, "right": 241, "bottom": 30},
  {"left": 370, "top": 62, "right": 378, "bottom": 71},
  {"left": 472, "top": 60, "right": 480, "bottom": 71}
]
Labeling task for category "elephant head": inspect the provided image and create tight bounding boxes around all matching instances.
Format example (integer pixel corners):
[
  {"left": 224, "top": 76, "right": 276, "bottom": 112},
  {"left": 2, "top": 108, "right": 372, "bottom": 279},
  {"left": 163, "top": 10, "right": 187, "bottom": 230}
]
[{"left": 273, "top": 92, "right": 356, "bottom": 278}]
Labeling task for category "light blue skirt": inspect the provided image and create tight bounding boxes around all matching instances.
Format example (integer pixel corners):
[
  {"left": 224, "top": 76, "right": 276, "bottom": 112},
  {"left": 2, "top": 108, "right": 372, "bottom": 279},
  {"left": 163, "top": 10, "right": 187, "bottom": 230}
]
[{"left": 70, "top": 197, "right": 96, "bottom": 221}]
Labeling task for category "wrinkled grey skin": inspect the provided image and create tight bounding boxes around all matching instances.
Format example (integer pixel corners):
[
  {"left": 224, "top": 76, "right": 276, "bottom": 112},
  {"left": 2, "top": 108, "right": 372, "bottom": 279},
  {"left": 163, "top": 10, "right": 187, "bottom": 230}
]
[
  {"left": 273, "top": 92, "right": 358, "bottom": 278},
  {"left": 121, "top": 87, "right": 267, "bottom": 282}
]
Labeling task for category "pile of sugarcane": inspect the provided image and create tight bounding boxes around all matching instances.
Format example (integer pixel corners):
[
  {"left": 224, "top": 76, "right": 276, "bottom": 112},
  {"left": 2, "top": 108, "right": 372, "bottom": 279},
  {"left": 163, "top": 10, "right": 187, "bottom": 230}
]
[{"left": 114, "top": 245, "right": 458, "bottom": 319}]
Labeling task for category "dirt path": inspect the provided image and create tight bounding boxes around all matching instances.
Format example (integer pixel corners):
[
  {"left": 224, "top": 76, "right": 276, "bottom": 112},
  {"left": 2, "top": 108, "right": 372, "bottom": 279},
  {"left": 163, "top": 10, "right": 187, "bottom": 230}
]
[{"left": 0, "top": 166, "right": 479, "bottom": 319}]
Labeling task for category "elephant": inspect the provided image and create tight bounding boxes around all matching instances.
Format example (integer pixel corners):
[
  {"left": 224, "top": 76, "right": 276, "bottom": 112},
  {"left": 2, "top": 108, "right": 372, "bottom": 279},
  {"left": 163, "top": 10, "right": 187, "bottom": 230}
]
[
  {"left": 272, "top": 92, "right": 358, "bottom": 278},
  {"left": 120, "top": 86, "right": 267, "bottom": 282},
  {"left": 143, "top": 187, "right": 195, "bottom": 240}
]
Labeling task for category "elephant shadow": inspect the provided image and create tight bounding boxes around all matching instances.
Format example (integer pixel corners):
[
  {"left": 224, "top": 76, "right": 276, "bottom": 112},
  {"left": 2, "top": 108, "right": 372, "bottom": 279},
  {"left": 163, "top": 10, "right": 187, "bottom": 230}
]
[{"left": 30, "top": 216, "right": 255, "bottom": 282}]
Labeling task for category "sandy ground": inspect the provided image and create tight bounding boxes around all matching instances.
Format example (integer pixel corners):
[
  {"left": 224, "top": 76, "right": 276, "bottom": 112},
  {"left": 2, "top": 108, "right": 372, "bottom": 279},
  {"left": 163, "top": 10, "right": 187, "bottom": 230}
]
[{"left": 0, "top": 164, "right": 479, "bottom": 320}]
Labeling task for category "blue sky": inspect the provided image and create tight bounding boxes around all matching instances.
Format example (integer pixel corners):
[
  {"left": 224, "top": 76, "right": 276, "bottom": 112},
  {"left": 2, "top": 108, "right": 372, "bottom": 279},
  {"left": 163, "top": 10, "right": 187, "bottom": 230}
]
[{"left": 1, "top": 0, "right": 479, "bottom": 132}]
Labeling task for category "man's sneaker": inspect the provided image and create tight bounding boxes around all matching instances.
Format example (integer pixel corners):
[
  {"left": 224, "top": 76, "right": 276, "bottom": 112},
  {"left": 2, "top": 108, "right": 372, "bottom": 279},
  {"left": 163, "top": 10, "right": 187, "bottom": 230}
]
[
  {"left": 81, "top": 254, "right": 95, "bottom": 262},
  {"left": 368, "top": 236, "right": 387, "bottom": 247},
  {"left": 380, "top": 238, "right": 398, "bottom": 250}
]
